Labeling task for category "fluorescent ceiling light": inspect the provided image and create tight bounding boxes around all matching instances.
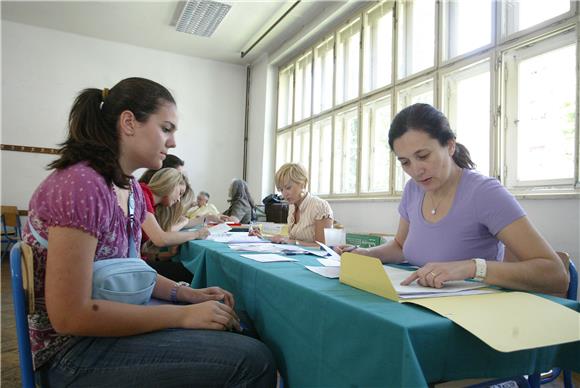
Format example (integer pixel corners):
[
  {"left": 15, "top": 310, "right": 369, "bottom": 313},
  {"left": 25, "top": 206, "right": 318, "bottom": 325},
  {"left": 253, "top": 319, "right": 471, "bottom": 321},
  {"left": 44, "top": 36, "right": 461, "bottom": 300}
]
[{"left": 176, "top": 1, "right": 231, "bottom": 37}]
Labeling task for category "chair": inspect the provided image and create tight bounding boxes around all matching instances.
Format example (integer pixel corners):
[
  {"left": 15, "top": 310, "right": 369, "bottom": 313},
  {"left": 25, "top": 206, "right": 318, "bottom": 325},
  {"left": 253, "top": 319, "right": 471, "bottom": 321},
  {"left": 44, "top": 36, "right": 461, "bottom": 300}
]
[
  {"left": 2, "top": 205, "right": 22, "bottom": 259},
  {"left": 10, "top": 242, "right": 36, "bottom": 388},
  {"left": 466, "top": 251, "right": 578, "bottom": 388}
]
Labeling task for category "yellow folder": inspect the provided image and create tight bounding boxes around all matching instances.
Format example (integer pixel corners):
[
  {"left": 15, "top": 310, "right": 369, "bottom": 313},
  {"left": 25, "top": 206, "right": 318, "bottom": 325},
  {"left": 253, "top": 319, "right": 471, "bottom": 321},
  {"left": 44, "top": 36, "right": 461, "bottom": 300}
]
[{"left": 339, "top": 252, "right": 580, "bottom": 352}]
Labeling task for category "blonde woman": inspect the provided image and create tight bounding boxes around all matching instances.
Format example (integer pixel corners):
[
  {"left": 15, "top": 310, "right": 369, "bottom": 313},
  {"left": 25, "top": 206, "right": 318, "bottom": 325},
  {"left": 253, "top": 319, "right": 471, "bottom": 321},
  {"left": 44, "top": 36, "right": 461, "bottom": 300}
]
[{"left": 272, "top": 163, "right": 333, "bottom": 246}]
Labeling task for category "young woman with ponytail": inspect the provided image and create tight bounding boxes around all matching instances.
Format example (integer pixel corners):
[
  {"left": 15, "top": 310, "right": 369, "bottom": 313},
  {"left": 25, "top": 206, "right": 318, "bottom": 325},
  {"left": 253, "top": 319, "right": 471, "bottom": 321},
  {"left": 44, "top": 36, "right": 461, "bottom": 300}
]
[
  {"left": 335, "top": 103, "right": 567, "bottom": 296},
  {"left": 24, "top": 77, "right": 276, "bottom": 387}
]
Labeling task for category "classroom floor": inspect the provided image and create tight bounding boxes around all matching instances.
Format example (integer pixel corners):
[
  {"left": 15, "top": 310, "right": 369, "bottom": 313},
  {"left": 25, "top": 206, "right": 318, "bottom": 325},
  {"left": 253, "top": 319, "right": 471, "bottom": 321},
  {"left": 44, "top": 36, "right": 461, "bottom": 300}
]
[{"left": 1, "top": 258, "right": 578, "bottom": 388}]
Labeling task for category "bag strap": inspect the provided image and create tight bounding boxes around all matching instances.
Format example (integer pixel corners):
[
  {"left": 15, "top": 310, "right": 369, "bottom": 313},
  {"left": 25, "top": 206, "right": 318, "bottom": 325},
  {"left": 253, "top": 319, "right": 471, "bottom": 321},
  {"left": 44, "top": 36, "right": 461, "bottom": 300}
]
[
  {"left": 127, "top": 187, "right": 138, "bottom": 258},
  {"left": 29, "top": 185, "right": 138, "bottom": 258}
]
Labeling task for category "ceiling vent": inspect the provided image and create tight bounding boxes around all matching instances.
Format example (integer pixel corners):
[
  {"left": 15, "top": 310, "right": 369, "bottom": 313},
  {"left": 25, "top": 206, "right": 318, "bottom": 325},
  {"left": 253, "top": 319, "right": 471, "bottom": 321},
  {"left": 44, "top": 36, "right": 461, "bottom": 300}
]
[{"left": 176, "top": 1, "right": 231, "bottom": 37}]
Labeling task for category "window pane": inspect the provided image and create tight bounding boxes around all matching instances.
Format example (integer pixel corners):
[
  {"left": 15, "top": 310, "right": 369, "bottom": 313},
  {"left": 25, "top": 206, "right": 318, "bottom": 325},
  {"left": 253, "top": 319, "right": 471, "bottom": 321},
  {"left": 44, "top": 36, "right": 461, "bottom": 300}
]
[
  {"left": 333, "top": 108, "right": 359, "bottom": 194},
  {"left": 362, "top": 96, "right": 391, "bottom": 192},
  {"left": 311, "top": 117, "right": 333, "bottom": 195},
  {"left": 395, "top": 80, "right": 434, "bottom": 191},
  {"left": 442, "top": 61, "right": 491, "bottom": 175},
  {"left": 363, "top": 2, "right": 393, "bottom": 93},
  {"left": 397, "top": 0, "right": 435, "bottom": 79},
  {"left": 443, "top": 0, "right": 492, "bottom": 60},
  {"left": 292, "top": 125, "right": 311, "bottom": 171},
  {"left": 295, "top": 52, "right": 313, "bottom": 122},
  {"left": 504, "top": 0, "right": 570, "bottom": 36},
  {"left": 336, "top": 18, "right": 361, "bottom": 105},
  {"left": 313, "top": 37, "right": 334, "bottom": 115},
  {"left": 277, "top": 65, "right": 294, "bottom": 128},
  {"left": 515, "top": 43, "right": 576, "bottom": 182},
  {"left": 276, "top": 131, "right": 292, "bottom": 170}
]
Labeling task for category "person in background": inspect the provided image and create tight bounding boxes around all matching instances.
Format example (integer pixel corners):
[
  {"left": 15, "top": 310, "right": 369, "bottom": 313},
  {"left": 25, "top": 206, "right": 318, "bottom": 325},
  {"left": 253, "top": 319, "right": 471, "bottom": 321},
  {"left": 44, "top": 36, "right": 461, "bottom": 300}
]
[
  {"left": 335, "top": 103, "right": 568, "bottom": 295},
  {"left": 223, "top": 179, "right": 256, "bottom": 224},
  {"left": 23, "top": 77, "right": 276, "bottom": 387},
  {"left": 271, "top": 163, "right": 333, "bottom": 247},
  {"left": 187, "top": 191, "right": 220, "bottom": 219},
  {"left": 139, "top": 154, "right": 184, "bottom": 184},
  {"left": 139, "top": 168, "right": 199, "bottom": 282}
]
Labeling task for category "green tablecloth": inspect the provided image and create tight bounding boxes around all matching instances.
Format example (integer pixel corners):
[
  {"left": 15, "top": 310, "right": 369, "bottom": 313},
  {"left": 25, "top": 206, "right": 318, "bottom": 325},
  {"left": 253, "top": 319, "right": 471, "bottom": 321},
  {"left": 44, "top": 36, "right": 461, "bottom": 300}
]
[{"left": 177, "top": 240, "right": 580, "bottom": 388}]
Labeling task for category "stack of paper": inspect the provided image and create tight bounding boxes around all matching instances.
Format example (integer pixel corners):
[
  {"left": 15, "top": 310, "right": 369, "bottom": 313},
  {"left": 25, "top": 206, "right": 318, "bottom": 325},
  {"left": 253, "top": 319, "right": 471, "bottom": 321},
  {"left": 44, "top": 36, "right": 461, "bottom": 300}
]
[{"left": 240, "top": 254, "right": 297, "bottom": 263}]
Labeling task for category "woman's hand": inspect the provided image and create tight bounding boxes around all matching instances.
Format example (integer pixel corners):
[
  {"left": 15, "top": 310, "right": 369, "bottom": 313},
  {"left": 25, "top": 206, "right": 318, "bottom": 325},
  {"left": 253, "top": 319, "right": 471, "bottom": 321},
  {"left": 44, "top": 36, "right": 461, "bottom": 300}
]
[
  {"left": 194, "top": 227, "right": 210, "bottom": 240},
  {"left": 179, "top": 301, "right": 241, "bottom": 331},
  {"left": 270, "top": 235, "right": 288, "bottom": 244},
  {"left": 220, "top": 215, "right": 239, "bottom": 223},
  {"left": 180, "top": 286, "right": 235, "bottom": 308},
  {"left": 333, "top": 245, "right": 359, "bottom": 255},
  {"left": 400, "top": 260, "right": 477, "bottom": 288}
]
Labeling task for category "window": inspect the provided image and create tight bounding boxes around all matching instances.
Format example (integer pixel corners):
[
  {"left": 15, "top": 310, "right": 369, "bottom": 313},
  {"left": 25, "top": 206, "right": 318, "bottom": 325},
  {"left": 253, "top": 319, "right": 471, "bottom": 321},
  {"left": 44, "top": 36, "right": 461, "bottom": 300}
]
[
  {"left": 333, "top": 107, "right": 359, "bottom": 194},
  {"left": 504, "top": 31, "right": 577, "bottom": 187},
  {"left": 361, "top": 95, "right": 391, "bottom": 193},
  {"left": 336, "top": 18, "right": 361, "bottom": 105},
  {"left": 363, "top": 2, "right": 393, "bottom": 93},
  {"left": 292, "top": 124, "right": 311, "bottom": 171},
  {"left": 313, "top": 37, "right": 334, "bottom": 115},
  {"left": 397, "top": 0, "right": 436, "bottom": 79},
  {"left": 502, "top": 0, "right": 571, "bottom": 38},
  {"left": 311, "top": 117, "right": 333, "bottom": 195},
  {"left": 395, "top": 79, "right": 434, "bottom": 191},
  {"left": 442, "top": 0, "right": 492, "bottom": 60},
  {"left": 442, "top": 60, "right": 491, "bottom": 175},
  {"left": 277, "top": 65, "right": 294, "bottom": 128},
  {"left": 275, "top": 1, "right": 578, "bottom": 198},
  {"left": 276, "top": 131, "right": 292, "bottom": 170},
  {"left": 294, "top": 52, "right": 313, "bottom": 122}
]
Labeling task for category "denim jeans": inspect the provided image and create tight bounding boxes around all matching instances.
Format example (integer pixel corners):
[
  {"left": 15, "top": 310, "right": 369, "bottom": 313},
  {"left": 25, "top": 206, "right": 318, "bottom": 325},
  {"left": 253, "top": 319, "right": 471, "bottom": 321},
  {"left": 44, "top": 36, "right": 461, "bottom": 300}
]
[{"left": 36, "top": 328, "right": 277, "bottom": 387}]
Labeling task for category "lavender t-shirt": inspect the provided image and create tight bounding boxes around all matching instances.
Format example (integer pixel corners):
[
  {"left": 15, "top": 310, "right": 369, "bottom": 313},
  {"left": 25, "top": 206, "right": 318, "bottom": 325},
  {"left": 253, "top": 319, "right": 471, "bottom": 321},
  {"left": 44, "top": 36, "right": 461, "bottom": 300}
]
[
  {"left": 23, "top": 162, "right": 146, "bottom": 369},
  {"left": 399, "top": 169, "right": 526, "bottom": 267}
]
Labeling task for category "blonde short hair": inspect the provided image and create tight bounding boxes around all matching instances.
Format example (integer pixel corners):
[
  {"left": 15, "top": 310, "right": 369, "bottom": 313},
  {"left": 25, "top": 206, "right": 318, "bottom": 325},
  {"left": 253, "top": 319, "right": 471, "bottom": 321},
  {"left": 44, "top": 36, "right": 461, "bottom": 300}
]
[{"left": 275, "top": 163, "right": 308, "bottom": 190}]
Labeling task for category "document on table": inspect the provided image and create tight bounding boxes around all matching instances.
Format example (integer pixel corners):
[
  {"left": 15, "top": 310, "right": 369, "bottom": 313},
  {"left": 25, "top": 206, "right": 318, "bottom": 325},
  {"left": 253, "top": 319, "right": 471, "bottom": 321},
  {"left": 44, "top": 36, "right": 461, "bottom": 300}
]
[
  {"left": 208, "top": 232, "right": 268, "bottom": 244},
  {"left": 208, "top": 223, "right": 232, "bottom": 235},
  {"left": 383, "top": 266, "right": 489, "bottom": 298},
  {"left": 240, "top": 254, "right": 298, "bottom": 263},
  {"left": 317, "top": 258, "right": 341, "bottom": 267},
  {"left": 305, "top": 266, "right": 340, "bottom": 278}
]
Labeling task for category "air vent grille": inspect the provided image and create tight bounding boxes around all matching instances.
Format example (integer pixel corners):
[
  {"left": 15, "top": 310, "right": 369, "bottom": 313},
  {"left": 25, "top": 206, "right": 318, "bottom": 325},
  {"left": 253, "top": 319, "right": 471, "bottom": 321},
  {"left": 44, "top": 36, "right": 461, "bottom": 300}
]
[{"left": 176, "top": 1, "right": 231, "bottom": 37}]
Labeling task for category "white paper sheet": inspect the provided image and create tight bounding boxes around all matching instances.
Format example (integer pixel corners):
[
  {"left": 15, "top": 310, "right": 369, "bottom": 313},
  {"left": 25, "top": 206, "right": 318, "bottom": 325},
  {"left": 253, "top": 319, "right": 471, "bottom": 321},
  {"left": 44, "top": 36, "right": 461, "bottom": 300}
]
[
  {"left": 305, "top": 266, "right": 340, "bottom": 278},
  {"left": 208, "top": 232, "right": 267, "bottom": 243},
  {"left": 240, "top": 254, "right": 298, "bottom": 263},
  {"left": 208, "top": 223, "right": 232, "bottom": 235},
  {"left": 383, "top": 266, "right": 487, "bottom": 296},
  {"left": 317, "top": 258, "right": 341, "bottom": 267},
  {"left": 315, "top": 241, "right": 341, "bottom": 260}
]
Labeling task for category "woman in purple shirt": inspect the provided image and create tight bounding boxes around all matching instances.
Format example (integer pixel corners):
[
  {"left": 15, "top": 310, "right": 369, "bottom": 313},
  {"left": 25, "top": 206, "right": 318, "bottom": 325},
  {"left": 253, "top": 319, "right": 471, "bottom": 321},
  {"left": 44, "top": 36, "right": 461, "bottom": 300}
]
[
  {"left": 337, "top": 103, "right": 567, "bottom": 295},
  {"left": 24, "top": 77, "right": 276, "bottom": 387}
]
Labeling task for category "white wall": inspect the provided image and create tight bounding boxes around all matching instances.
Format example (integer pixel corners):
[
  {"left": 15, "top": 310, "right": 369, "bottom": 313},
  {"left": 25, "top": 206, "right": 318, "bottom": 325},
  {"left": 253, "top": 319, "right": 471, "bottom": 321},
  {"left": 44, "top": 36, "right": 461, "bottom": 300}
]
[{"left": 1, "top": 21, "right": 246, "bottom": 212}]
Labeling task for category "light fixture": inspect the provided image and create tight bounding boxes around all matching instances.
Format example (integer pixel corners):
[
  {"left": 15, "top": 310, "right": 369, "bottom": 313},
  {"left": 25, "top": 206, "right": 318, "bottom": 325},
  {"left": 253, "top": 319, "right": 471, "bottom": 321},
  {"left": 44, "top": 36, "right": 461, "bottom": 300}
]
[{"left": 176, "top": 0, "right": 231, "bottom": 37}]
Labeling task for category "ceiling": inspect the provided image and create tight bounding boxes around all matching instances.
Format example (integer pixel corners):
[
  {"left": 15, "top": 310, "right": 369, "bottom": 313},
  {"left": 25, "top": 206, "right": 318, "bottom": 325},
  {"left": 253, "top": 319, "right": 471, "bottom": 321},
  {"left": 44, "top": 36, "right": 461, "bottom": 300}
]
[{"left": 1, "top": 1, "right": 346, "bottom": 65}]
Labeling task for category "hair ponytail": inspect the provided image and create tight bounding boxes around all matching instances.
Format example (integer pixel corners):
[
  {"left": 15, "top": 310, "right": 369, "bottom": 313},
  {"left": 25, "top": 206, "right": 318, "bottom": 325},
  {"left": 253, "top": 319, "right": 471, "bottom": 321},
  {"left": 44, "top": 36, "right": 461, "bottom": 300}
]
[
  {"left": 49, "top": 77, "right": 175, "bottom": 188},
  {"left": 453, "top": 142, "right": 476, "bottom": 170}
]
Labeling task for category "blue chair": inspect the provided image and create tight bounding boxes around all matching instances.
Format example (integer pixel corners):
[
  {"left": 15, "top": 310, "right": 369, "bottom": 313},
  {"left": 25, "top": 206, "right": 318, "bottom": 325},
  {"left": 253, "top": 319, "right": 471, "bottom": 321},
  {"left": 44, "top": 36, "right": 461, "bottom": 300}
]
[
  {"left": 2, "top": 205, "right": 22, "bottom": 259},
  {"left": 467, "top": 251, "right": 578, "bottom": 388},
  {"left": 10, "top": 242, "right": 36, "bottom": 388}
]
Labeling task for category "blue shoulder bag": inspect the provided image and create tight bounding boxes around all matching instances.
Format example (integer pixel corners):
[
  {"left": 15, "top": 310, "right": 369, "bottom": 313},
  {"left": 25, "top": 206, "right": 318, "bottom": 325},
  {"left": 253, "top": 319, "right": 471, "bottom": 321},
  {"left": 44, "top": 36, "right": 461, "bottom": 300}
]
[{"left": 29, "top": 188, "right": 157, "bottom": 305}]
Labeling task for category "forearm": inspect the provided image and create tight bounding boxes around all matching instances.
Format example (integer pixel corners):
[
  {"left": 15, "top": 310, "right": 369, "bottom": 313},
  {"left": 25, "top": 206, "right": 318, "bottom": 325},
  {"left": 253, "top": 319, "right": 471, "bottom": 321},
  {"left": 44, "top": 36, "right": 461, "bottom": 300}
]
[
  {"left": 150, "top": 230, "right": 199, "bottom": 247},
  {"left": 485, "top": 258, "right": 568, "bottom": 294},
  {"left": 360, "top": 239, "right": 405, "bottom": 264},
  {"left": 49, "top": 298, "right": 185, "bottom": 337}
]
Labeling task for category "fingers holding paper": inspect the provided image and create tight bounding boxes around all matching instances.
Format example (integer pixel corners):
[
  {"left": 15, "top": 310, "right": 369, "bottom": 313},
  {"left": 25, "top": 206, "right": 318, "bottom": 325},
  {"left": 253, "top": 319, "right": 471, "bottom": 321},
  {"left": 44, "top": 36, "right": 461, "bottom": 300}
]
[{"left": 401, "top": 260, "right": 477, "bottom": 289}]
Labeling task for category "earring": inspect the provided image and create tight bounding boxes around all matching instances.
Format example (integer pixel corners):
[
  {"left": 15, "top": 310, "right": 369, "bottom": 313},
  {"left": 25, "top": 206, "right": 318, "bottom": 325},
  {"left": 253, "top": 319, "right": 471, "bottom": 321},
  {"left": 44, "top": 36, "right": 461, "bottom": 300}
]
[{"left": 300, "top": 191, "right": 305, "bottom": 198}]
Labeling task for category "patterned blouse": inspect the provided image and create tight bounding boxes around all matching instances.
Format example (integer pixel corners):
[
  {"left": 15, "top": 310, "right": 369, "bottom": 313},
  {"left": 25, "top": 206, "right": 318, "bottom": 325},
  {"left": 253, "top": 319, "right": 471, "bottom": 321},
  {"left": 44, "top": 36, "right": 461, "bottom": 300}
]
[
  {"left": 23, "top": 162, "right": 146, "bottom": 369},
  {"left": 287, "top": 193, "right": 333, "bottom": 243}
]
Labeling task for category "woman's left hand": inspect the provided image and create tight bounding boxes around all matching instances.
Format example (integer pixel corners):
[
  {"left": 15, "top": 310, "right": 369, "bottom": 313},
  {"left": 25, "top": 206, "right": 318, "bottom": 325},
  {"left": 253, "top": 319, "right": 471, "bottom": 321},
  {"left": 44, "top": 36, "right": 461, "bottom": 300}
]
[
  {"left": 400, "top": 260, "right": 477, "bottom": 288},
  {"left": 182, "top": 286, "right": 236, "bottom": 308}
]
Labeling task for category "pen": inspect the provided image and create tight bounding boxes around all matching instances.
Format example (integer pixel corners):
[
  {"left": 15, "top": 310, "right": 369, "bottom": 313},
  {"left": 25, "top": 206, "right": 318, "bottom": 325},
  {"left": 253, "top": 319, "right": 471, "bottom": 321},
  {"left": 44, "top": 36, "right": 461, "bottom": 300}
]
[{"left": 342, "top": 245, "right": 359, "bottom": 253}]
